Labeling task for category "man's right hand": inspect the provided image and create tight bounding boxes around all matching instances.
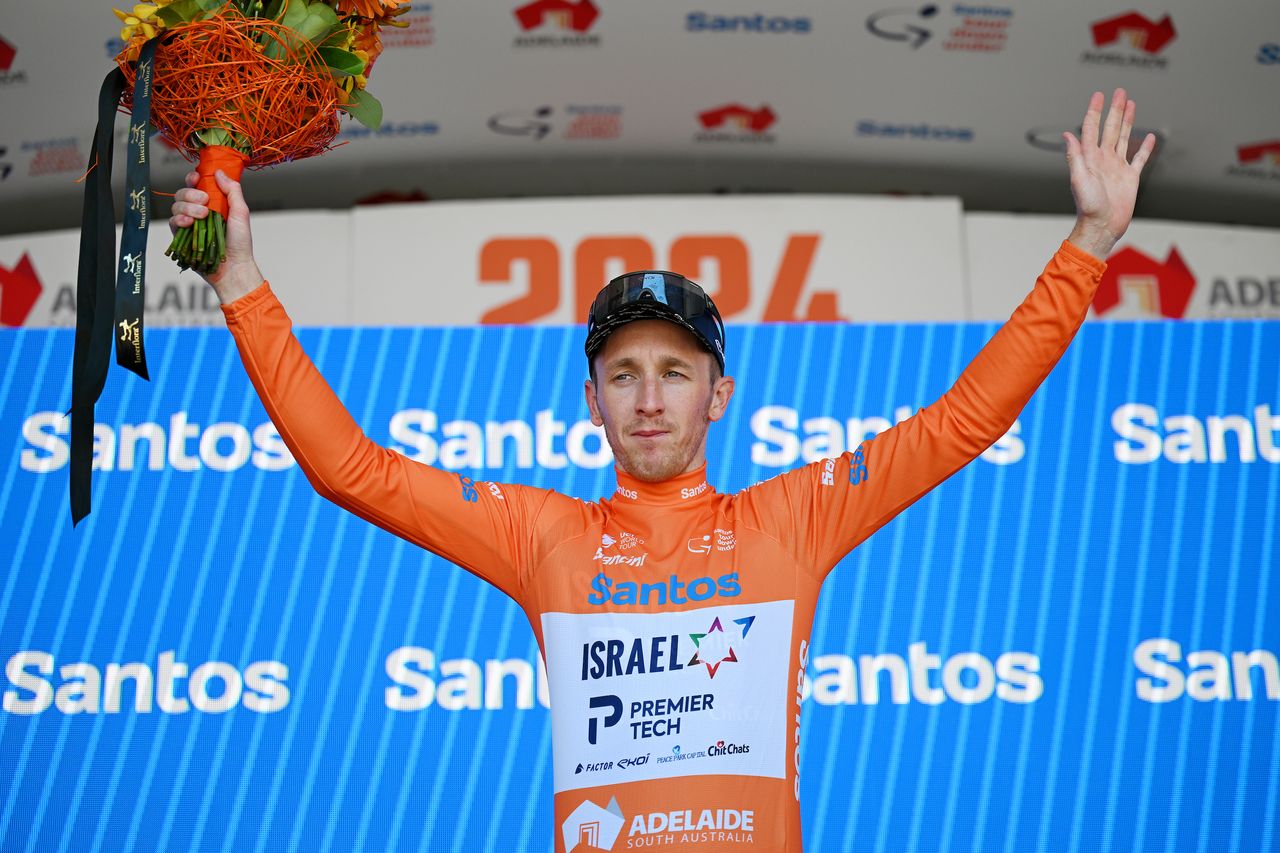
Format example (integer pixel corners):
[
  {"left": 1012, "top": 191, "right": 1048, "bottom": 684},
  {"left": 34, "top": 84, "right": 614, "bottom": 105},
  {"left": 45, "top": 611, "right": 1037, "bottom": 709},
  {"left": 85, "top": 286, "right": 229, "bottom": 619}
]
[{"left": 169, "top": 169, "right": 264, "bottom": 305}]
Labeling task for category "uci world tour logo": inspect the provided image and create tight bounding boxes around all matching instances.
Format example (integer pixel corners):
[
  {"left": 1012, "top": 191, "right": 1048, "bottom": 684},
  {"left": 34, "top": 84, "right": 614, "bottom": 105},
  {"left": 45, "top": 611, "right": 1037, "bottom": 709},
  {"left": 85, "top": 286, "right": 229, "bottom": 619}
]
[
  {"left": 1082, "top": 11, "right": 1176, "bottom": 68},
  {"left": 1092, "top": 245, "right": 1195, "bottom": 320},
  {"left": 0, "top": 253, "right": 43, "bottom": 327},
  {"left": 513, "top": 0, "right": 601, "bottom": 47}
]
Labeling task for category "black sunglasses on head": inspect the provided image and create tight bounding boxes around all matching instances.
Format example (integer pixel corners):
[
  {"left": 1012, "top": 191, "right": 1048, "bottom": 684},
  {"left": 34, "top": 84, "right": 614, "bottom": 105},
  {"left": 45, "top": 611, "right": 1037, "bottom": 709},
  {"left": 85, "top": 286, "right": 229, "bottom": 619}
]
[{"left": 585, "top": 271, "right": 726, "bottom": 372}]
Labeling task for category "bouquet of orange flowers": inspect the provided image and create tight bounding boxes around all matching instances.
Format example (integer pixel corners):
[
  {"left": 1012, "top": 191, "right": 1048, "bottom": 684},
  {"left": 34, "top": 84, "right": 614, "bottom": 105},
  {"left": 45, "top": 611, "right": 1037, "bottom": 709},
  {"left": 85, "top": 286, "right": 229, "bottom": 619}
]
[
  {"left": 68, "top": 0, "right": 408, "bottom": 526},
  {"left": 112, "top": 0, "right": 409, "bottom": 274}
]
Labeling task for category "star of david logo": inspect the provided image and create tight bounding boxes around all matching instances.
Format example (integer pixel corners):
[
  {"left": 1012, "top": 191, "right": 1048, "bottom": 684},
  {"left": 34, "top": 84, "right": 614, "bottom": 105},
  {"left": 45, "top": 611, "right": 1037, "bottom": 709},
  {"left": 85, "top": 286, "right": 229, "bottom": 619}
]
[{"left": 687, "top": 615, "right": 755, "bottom": 678}]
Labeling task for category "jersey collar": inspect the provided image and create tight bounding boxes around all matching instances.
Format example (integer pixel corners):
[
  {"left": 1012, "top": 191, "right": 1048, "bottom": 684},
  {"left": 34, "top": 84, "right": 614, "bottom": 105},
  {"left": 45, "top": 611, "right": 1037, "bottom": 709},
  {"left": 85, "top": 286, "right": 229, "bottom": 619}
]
[{"left": 613, "top": 464, "right": 716, "bottom": 506}]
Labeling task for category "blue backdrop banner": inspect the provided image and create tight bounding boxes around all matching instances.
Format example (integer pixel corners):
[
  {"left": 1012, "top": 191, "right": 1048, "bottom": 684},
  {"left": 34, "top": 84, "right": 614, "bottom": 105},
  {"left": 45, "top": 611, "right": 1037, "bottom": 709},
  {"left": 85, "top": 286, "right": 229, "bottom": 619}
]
[{"left": 1, "top": 320, "right": 1278, "bottom": 853}]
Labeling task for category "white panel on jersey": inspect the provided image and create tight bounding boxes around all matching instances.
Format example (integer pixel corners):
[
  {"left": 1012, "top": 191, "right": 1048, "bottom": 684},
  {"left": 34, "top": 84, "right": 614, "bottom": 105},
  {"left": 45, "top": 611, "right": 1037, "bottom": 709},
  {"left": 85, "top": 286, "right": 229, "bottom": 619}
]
[{"left": 543, "top": 599, "right": 794, "bottom": 794}]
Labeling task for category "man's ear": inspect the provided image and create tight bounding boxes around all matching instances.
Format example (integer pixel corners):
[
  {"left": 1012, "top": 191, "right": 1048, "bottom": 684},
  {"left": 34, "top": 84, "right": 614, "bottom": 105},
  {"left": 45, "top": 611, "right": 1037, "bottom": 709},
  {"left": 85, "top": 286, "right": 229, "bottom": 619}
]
[
  {"left": 708, "top": 375, "right": 735, "bottom": 422},
  {"left": 584, "top": 379, "right": 605, "bottom": 427}
]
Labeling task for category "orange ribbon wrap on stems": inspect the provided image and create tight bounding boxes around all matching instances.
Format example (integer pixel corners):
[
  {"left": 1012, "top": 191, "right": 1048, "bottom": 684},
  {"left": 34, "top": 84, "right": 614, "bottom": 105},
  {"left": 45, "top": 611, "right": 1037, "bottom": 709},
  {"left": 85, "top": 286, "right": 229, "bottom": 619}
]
[{"left": 195, "top": 145, "right": 249, "bottom": 218}]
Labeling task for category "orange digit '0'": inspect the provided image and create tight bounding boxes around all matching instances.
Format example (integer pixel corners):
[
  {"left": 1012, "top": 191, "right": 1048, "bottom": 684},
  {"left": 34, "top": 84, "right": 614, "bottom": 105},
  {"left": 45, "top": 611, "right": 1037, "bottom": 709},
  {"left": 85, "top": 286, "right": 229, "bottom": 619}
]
[
  {"left": 479, "top": 238, "right": 559, "bottom": 324},
  {"left": 574, "top": 237, "right": 654, "bottom": 323},
  {"left": 669, "top": 236, "right": 749, "bottom": 317}
]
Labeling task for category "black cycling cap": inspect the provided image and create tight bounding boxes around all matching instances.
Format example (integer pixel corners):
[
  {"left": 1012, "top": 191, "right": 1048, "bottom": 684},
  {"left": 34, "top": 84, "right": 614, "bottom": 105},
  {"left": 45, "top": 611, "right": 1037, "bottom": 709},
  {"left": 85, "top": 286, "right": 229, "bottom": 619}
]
[{"left": 584, "top": 271, "right": 726, "bottom": 374}]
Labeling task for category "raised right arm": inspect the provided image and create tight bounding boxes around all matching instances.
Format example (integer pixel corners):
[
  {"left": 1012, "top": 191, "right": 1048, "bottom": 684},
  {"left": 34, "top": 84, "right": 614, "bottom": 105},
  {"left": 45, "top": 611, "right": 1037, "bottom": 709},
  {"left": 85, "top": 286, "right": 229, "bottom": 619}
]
[{"left": 172, "top": 172, "right": 537, "bottom": 601}]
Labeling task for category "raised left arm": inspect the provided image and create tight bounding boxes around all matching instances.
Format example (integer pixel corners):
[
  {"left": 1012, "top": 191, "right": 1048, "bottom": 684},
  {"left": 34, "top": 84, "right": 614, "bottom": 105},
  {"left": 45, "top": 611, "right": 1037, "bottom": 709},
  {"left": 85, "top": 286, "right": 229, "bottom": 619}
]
[{"left": 753, "top": 90, "right": 1156, "bottom": 575}]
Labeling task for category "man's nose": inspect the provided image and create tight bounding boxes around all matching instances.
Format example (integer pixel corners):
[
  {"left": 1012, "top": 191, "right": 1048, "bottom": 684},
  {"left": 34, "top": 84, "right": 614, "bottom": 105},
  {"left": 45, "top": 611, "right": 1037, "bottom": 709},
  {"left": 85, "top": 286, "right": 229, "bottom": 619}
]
[{"left": 636, "top": 377, "right": 664, "bottom": 415}]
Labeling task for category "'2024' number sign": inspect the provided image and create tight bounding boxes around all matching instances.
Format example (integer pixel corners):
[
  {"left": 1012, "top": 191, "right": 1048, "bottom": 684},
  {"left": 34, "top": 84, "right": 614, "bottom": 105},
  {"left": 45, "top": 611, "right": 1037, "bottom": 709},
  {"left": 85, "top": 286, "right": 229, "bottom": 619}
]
[{"left": 477, "top": 234, "right": 842, "bottom": 324}]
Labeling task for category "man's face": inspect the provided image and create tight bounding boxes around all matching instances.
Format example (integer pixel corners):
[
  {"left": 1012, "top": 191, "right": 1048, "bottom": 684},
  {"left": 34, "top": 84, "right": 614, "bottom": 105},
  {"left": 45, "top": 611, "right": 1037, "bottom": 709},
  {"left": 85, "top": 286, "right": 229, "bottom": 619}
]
[{"left": 585, "top": 319, "right": 734, "bottom": 482}]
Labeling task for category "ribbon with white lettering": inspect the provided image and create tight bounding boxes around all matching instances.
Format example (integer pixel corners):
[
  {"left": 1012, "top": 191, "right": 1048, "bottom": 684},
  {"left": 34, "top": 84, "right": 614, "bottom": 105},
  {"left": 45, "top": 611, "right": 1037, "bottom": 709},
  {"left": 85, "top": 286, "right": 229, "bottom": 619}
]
[
  {"left": 115, "top": 38, "right": 156, "bottom": 381},
  {"left": 70, "top": 38, "right": 157, "bottom": 526}
]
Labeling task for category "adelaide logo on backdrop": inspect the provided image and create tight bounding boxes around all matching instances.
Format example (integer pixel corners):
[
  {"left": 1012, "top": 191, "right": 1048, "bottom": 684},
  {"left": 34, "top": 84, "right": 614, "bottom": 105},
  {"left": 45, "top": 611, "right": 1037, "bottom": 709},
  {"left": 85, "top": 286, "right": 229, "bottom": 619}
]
[
  {"left": 563, "top": 797, "right": 625, "bottom": 851},
  {"left": 0, "top": 33, "right": 28, "bottom": 87},
  {"left": 0, "top": 252, "right": 43, "bottom": 327},
  {"left": 1227, "top": 139, "right": 1280, "bottom": 183},
  {"left": 1082, "top": 11, "right": 1176, "bottom": 68},
  {"left": 1094, "top": 245, "right": 1280, "bottom": 319},
  {"left": 513, "top": 0, "right": 601, "bottom": 47},
  {"left": 864, "top": 4, "right": 1013, "bottom": 53},
  {"left": 1092, "top": 246, "right": 1195, "bottom": 319},
  {"left": 695, "top": 104, "right": 777, "bottom": 143}
]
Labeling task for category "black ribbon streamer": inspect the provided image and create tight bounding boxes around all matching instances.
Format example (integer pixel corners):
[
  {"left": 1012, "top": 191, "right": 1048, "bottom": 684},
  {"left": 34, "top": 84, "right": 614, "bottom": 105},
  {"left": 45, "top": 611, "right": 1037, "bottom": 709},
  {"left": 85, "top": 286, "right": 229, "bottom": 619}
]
[
  {"left": 116, "top": 40, "right": 156, "bottom": 381},
  {"left": 70, "top": 38, "right": 158, "bottom": 526}
]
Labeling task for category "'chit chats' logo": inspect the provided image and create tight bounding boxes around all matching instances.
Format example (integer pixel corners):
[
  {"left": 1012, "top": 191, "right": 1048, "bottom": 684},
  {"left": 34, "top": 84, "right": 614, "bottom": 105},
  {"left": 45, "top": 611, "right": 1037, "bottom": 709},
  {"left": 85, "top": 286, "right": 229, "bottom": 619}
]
[
  {"left": 563, "top": 796, "right": 625, "bottom": 851},
  {"left": 513, "top": 0, "right": 600, "bottom": 46},
  {"left": 1082, "top": 12, "right": 1176, "bottom": 68},
  {"left": 695, "top": 104, "right": 777, "bottom": 143},
  {"left": 0, "top": 253, "right": 43, "bottom": 327},
  {"left": 1092, "top": 245, "right": 1195, "bottom": 319}
]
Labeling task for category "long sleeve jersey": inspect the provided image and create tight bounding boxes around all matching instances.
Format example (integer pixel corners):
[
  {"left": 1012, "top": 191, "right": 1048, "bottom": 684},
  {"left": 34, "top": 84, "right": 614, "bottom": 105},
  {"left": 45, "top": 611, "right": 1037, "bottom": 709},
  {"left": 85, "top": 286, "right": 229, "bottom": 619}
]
[{"left": 221, "top": 240, "right": 1105, "bottom": 852}]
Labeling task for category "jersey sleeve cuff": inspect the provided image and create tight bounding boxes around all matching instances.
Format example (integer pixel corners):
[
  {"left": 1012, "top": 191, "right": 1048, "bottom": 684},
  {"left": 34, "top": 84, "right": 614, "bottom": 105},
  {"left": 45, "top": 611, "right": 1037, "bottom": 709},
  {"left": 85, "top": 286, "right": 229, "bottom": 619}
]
[
  {"left": 219, "top": 280, "right": 274, "bottom": 325},
  {"left": 1058, "top": 239, "right": 1107, "bottom": 275}
]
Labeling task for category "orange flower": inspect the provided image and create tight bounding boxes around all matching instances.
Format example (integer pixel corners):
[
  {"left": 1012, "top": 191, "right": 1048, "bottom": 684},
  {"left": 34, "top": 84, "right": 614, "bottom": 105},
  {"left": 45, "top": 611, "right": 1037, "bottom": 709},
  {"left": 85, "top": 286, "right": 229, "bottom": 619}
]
[
  {"left": 351, "top": 22, "right": 384, "bottom": 67},
  {"left": 332, "top": 0, "right": 410, "bottom": 19}
]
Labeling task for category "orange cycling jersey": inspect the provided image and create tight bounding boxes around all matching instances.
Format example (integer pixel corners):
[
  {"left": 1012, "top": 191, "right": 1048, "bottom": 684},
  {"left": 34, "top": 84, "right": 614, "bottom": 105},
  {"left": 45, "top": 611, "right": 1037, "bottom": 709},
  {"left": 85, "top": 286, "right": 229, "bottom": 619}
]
[{"left": 222, "top": 241, "right": 1104, "bottom": 852}]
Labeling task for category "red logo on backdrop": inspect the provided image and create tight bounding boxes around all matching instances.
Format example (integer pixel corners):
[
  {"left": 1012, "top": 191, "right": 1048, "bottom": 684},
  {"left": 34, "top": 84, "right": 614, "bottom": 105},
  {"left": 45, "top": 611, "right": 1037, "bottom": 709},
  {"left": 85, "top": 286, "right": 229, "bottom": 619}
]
[
  {"left": 1093, "top": 246, "right": 1195, "bottom": 319},
  {"left": 1238, "top": 140, "right": 1280, "bottom": 165},
  {"left": 1090, "top": 12, "right": 1176, "bottom": 54},
  {"left": 514, "top": 0, "right": 599, "bottom": 32},
  {"left": 0, "top": 35, "right": 15, "bottom": 71},
  {"left": 0, "top": 253, "right": 43, "bottom": 327},
  {"left": 698, "top": 104, "right": 777, "bottom": 133}
]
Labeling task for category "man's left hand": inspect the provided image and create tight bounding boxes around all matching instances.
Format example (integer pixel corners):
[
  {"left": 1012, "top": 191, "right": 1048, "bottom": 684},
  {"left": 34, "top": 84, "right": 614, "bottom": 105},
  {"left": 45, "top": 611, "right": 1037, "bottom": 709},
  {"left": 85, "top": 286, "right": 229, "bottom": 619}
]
[{"left": 1065, "top": 88, "right": 1157, "bottom": 259}]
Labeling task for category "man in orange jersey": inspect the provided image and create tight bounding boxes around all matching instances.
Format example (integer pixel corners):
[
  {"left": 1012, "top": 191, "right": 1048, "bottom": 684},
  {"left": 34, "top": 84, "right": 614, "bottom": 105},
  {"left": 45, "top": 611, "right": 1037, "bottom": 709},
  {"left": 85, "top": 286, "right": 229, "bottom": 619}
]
[{"left": 171, "top": 89, "right": 1154, "bottom": 852}]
